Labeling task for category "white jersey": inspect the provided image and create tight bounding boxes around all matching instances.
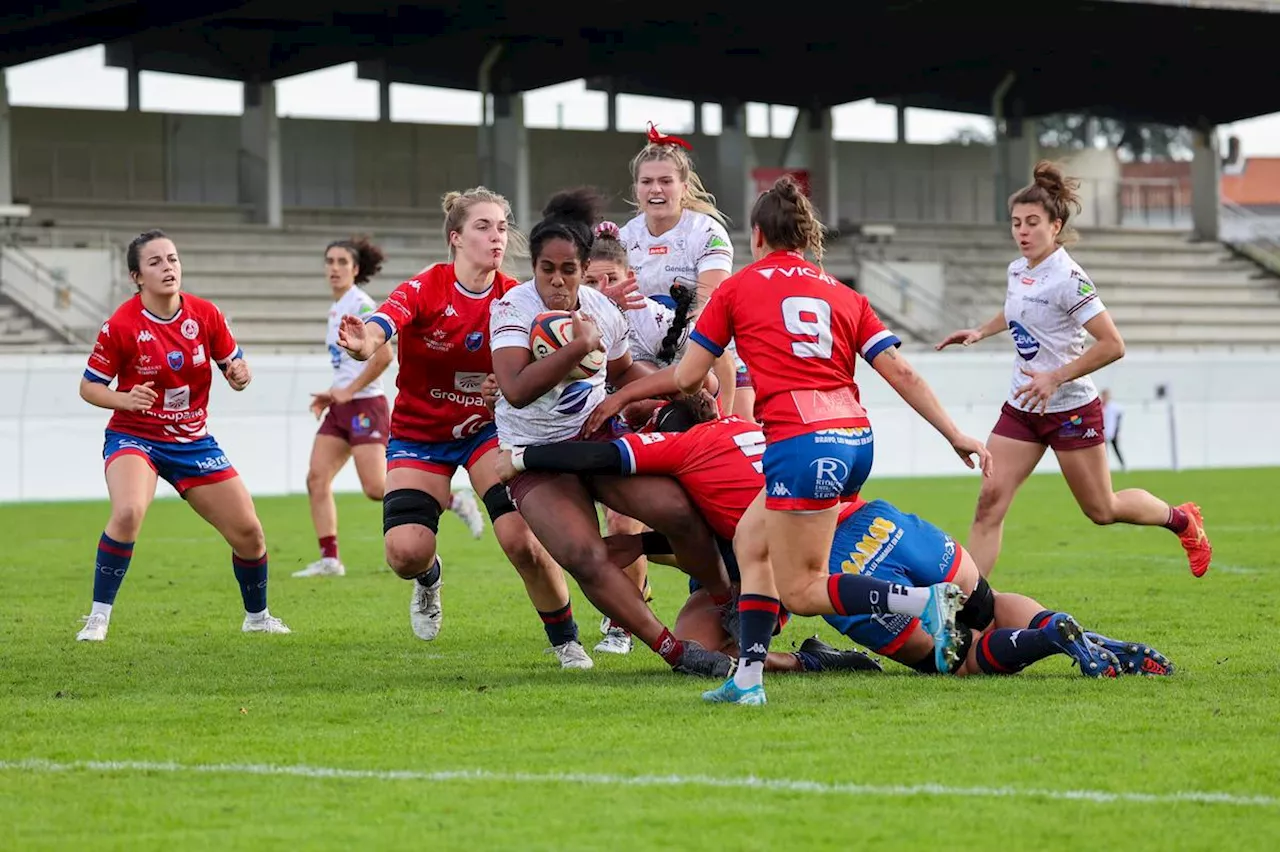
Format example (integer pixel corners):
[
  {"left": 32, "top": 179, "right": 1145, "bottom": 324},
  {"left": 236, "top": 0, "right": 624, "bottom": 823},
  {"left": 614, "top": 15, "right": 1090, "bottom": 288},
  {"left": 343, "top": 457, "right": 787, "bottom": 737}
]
[
  {"left": 1102, "top": 400, "right": 1123, "bottom": 437},
  {"left": 620, "top": 209, "right": 734, "bottom": 301},
  {"left": 626, "top": 298, "right": 682, "bottom": 366},
  {"left": 1004, "top": 247, "right": 1107, "bottom": 413},
  {"left": 326, "top": 285, "right": 384, "bottom": 399},
  {"left": 490, "top": 281, "right": 629, "bottom": 446}
]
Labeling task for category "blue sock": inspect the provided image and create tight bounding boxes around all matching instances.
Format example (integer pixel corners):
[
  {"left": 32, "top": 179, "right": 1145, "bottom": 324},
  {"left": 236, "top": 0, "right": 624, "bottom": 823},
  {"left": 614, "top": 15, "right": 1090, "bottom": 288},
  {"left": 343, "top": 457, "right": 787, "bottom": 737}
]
[
  {"left": 416, "top": 558, "right": 441, "bottom": 587},
  {"left": 93, "top": 533, "right": 135, "bottom": 606},
  {"left": 232, "top": 552, "right": 268, "bottom": 615},
  {"left": 732, "top": 594, "right": 780, "bottom": 689},
  {"left": 538, "top": 602, "right": 579, "bottom": 646},
  {"left": 975, "top": 627, "right": 1061, "bottom": 674}
]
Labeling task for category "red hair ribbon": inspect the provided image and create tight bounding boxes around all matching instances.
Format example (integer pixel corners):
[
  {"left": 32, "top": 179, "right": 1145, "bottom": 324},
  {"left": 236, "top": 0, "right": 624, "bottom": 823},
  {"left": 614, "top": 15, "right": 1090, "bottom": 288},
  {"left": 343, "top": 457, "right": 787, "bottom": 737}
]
[{"left": 647, "top": 122, "right": 692, "bottom": 151}]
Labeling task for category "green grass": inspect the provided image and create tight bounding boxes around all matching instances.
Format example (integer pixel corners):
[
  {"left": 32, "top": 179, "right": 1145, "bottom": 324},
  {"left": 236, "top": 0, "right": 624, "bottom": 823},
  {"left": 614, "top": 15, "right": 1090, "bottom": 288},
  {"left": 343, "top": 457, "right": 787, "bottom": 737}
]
[{"left": 2, "top": 468, "right": 1279, "bottom": 850}]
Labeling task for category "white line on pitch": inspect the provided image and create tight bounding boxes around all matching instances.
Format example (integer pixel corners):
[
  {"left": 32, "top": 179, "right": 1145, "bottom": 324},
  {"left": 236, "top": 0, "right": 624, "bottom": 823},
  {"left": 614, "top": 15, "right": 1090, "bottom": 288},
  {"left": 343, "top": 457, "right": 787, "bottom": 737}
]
[{"left": 0, "top": 759, "right": 1275, "bottom": 809}]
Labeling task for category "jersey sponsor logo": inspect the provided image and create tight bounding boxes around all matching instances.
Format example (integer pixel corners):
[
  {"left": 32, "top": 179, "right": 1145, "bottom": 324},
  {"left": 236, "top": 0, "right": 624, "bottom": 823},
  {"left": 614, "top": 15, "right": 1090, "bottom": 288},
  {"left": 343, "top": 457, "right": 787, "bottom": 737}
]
[
  {"left": 181, "top": 318, "right": 200, "bottom": 340},
  {"left": 792, "top": 387, "right": 867, "bottom": 425},
  {"left": 756, "top": 265, "right": 840, "bottom": 285},
  {"left": 1008, "top": 320, "right": 1040, "bottom": 360},
  {"left": 840, "top": 516, "right": 903, "bottom": 574},
  {"left": 192, "top": 344, "right": 206, "bottom": 366},
  {"left": 706, "top": 234, "right": 730, "bottom": 250},
  {"left": 1058, "top": 413, "right": 1085, "bottom": 438},
  {"left": 358, "top": 303, "right": 374, "bottom": 315},
  {"left": 648, "top": 245, "right": 669, "bottom": 255},
  {"left": 163, "top": 385, "right": 191, "bottom": 412},
  {"left": 636, "top": 432, "right": 667, "bottom": 445},
  {"left": 195, "top": 453, "right": 230, "bottom": 472},
  {"left": 555, "top": 380, "right": 594, "bottom": 415},
  {"left": 1071, "top": 269, "right": 1095, "bottom": 296},
  {"left": 328, "top": 343, "right": 343, "bottom": 369},
  {"left": 451, "top": 413, "right": 487, "bottom": 440},
  {"left": 351, "top": 413, "right": 372, "bottom": 435},
  {"left": 1022, "top": 295, "right": 1050, "bottom": 305},
  {"left": 454, "top": 371, "right": 488, "bottom": 393},
  {"left": 429, "top": 388, "right": 484, "bottom": 407},
  {"left": 137, "top": 330, "right": 155, "bottom": 342},
  {"left": 465, "top": 331, "right": 484, "bottom": 351},
  {"left": 1021, "top": 276, "right": 1036, "bottom": 285},
  {"left": 166, "top": 350, "right": 185, "bottom": 371}
]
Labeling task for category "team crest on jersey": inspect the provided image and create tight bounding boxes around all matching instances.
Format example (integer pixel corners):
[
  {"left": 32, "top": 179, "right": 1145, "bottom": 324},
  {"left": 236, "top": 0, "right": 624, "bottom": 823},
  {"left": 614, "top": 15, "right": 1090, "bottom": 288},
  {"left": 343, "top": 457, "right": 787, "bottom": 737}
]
[
  {"left": 181, "top": 318, "right": 200, "bottom": 340},
  {"left": 465, "top": 331, "right": 484, "bottom": 351},
  {"left": 556, "top": 380, "right": 594, "bottom": 415},
  {"left": 1071, "top": 269, "right": 1095, "bottom": 296},
  {"left": 166, "top": 350, "right": 185, "bottom": 371},
  {"left": 1008, "top": 320, "right": 1040, "bottom": 361}
]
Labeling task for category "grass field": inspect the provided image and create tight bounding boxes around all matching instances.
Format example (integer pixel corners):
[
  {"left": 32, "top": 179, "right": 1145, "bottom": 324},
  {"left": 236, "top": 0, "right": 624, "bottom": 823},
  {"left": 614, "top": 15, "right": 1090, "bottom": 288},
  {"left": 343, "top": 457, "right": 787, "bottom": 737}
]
[{"left": 2, "top": 467, "right": 1278, "bottom": 850}]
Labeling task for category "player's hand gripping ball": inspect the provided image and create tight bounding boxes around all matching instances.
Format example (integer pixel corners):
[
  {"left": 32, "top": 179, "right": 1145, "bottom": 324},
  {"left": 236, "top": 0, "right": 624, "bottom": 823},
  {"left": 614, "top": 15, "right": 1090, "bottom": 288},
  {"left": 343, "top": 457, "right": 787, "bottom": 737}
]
[{"left": 529, "top": 310, "right": 605, "bottom": 381}]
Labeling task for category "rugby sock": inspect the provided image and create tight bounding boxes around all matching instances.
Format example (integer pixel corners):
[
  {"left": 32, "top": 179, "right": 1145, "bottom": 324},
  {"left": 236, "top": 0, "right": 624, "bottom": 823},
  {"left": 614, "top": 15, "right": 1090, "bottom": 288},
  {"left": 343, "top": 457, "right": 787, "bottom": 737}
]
[
  {"left": 538, "top": 602, "right": 580, "bottom": 647},
  {"left": 649, "top": 628, "right": 685, "bottom": 667},
  {"left": 93, "top": 533, "right": 135, "bottom": 613},
  {"left": 1029, "top": 610, "right": 1058, "bottom": 630},
  {"left": 232, "top": 552, "right": 269, "bottom": 615},
  {"left": 826, "top": 574, "right": 932, "bottom": 618},
  {"left": 1163, "top": 506, "right": 1190, "bottom": 535},
  {"left": 733, "top": 594, "right": 779, "bottom": 689},
  {"left": 975, "top": 621, "right": 1062, "bottom": 674},
  {"left": 319, "top": 535, "right": 339, "bottom": 561},
  {"left": 416, "top": 557, "right": 442, "bottom": 587}
]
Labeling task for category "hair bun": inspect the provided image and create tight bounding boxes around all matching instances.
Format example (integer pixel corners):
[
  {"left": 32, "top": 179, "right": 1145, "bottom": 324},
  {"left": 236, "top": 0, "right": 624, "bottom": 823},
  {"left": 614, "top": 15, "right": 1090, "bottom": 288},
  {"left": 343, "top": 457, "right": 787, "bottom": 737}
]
[
  {"left": 542, "top": 188, "right": 602, "bottom": 227},
  {"left": 594, "top": 221, "right": 620, "bottom": 240},
  {"left": 441, "top": 191, "right": 462, "bottom": 216}
]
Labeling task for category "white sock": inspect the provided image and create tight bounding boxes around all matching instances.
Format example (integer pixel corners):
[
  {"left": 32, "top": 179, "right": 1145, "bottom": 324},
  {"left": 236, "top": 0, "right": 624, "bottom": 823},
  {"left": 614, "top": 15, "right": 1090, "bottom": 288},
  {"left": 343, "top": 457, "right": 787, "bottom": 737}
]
[
  {"left": 887, "top": 585, "right": 933, "bottom": 618},
  {"left": 90, "top": 602, "right": 112, "bottom": 619},
  {"left": 733, "top": 659, "right": 764, "bottom": 690},
  {"left": 245, "top": 608, "right": 268, "bottom": 621}
]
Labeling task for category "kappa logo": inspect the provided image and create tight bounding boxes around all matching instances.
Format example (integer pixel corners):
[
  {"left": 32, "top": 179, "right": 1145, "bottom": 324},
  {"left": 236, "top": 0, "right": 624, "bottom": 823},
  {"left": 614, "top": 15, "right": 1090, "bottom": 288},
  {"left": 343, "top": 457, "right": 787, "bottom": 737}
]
[
  {"left": 770, "top": 481, "right": 791, "bottom": 497},
  {"left": 100, "top": 322, "right": 110, "bottom": 336},
  {"left": 137, "top": 330, "right": 155, "bottom": 343},
  {"left": 1083, "top": 428, "right": 1098, "bottom": 439},
  {"left": 444, "top": 304, "right": 459, "bottom": 317},
  {"left": 747, "top": 643, "right": 767, "bottom": 654}
]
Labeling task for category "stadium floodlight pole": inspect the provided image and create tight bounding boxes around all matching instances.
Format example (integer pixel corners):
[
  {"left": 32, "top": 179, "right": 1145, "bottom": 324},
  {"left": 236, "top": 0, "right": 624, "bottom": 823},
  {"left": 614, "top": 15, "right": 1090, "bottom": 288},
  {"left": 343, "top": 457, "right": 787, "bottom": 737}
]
[
  {"left": 477, "top": 42, "right": 506, "bottom": 188},
  {"left": 991, "top": 71, "right": 1016, "bottom": 222}
]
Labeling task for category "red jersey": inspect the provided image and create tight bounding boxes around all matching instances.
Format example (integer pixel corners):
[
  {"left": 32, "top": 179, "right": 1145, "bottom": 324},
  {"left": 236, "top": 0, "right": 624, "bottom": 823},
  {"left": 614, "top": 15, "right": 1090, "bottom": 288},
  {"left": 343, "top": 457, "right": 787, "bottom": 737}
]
[
  {"left": 83, "top": 293, "right": 241, "bottom": 443},
  {"left": 614, "top": 416, "right": 765, "bottom": 540},
  {"left": 367, "top": 263, "right": 518, "bottom": 444},
  {"left": 690, "top": 250, "right": 900, "bottom": 443}
]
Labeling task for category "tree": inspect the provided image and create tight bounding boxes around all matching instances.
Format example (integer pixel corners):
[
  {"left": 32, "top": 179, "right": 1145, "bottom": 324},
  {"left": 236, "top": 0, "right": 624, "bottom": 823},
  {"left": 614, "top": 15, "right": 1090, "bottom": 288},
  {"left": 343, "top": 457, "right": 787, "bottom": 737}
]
[{"left": 948, "top": 115, "right": 1192, "bottom": 161}]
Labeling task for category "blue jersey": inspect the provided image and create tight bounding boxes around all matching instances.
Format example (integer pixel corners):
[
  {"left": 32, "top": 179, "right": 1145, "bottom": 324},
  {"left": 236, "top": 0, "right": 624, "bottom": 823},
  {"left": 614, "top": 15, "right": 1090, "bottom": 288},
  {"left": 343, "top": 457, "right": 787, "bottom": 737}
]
[{"left": 823, "top": 499, "right": 960, "bottom": 654}]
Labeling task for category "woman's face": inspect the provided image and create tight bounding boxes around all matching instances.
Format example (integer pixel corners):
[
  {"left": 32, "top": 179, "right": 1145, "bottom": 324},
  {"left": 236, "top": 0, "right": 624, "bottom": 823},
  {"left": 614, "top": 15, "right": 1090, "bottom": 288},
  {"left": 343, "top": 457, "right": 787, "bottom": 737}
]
[
  {"left": 636, "top": 159, "right": 685, "bottom": 222},
  {"left": 133, "top": 238, "right": 181, "bottom": 297},
  {"left": 584, "top": 258, "right": 625, "bottom": 291},
  {"left": 325, "top": 246, "right": 357, "bottom": 290},
  {"left": 1010, "top": 202, "right": 1061, "bottom": 263},
  {"left": 452, "top": 201, "right": 510, "bottom": 271},
  {"left": 534, "top": 237, "right": 583, "bottom": 311}
]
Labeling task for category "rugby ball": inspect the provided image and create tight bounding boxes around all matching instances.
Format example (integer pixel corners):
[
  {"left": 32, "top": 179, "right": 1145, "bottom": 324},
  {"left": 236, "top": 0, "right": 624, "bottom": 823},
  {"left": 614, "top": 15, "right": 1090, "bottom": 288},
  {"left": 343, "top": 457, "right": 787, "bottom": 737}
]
[{"left": 529, "top": 310, "right": 606, "bottom": 381}]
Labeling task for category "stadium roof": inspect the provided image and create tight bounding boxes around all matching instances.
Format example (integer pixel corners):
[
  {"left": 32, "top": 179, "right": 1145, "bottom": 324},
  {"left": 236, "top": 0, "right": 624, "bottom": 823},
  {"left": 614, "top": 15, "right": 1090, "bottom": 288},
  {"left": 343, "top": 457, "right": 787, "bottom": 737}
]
[{"left": 4, "top": 0, "right": 1280, "bottom": 127}]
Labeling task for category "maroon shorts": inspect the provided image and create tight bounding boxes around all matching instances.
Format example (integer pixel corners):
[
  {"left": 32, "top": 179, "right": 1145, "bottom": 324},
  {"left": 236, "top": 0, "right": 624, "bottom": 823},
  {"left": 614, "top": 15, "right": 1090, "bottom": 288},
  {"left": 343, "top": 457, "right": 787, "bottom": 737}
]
[
  {"left": 992, "top": 398, "right": 1105, "bottom": 451},
  {"left": 508, "top": 417, "right": 629, "bottom": 507},
  {"left": 317, "top": 396, "right": 391, "bottom": 447}
]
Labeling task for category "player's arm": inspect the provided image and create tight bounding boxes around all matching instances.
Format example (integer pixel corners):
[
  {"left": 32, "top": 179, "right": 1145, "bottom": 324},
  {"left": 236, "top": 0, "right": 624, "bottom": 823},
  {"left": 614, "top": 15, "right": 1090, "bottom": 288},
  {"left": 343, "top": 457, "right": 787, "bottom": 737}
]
[
  {"left": 79, "top": 377, "right": 156, "bottom": 412},
  {"left": 936, "top": 309, "right": 1007, "bottom": 349},
  {"left": 492, "top": 309, "right": 600, "bottom": 409},
  {"left": 336, "top": 341, "right": 393, "bottom": 401},
  {"left": 677, "top": 282, "right": 732, "bottom": 395},
  {"left": 1051, "top": 311, "right": 1125, "bottom": 383},
  {"left": 692, "top": 269, "right": 735, "bottom": 414},
  {"left": 503, "top": 442, "right": 628, "bottom": 478}
]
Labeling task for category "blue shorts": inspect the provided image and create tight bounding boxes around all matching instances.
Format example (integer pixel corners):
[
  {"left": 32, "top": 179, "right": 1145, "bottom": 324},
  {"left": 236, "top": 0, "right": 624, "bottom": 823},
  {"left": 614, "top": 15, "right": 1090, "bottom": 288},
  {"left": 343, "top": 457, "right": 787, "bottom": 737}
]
[
  {"left": 822, "top": 499, "right": 962, "bottom": 654},
  {"left": 762, "top": 427, "right": 874, "bottom": 511},
  {"left": 103, "top": 429, "right": 237, "bottom": 496},
  {"left": 386, "top": 423, "right": 499, "bottom": 476}
]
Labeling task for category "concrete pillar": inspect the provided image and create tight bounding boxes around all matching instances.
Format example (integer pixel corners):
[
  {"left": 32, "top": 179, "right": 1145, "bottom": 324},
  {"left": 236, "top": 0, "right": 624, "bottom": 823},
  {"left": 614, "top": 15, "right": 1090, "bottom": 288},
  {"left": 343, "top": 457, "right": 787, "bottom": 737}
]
[
  {"left": 488, "top": 93, "right": 529, "bottom": 228},
  {"left": 782, "top": 107, "right": 838, "bottom": 227},
  {"left": 377, "top": 76, "right": 391, "bottom": 123},
  {"left": 1005, "top": 116, "right": 1039, "bottom": 198},
  {"left": 895, "top": 100, "right": 907, "bottom": 143},
  {"left": 605, "top": 81, "right": 617, "bottom": 133},
  {"left": 1190, "top": 126, "right": 1220, "bottom": 241},
  {"left": 717, "top": 100, "right": 755, "bottom": 229},
  {"left": 126, "top": 64, "right": 141, "bottom": 112},
  {"left": 239, "top": 81, "right": 282, "bottom": 227},
  {"left": 0, "top": 69, "right": 11, "bottom": 205},
  {"left": 693, "top": 101, "right": 704, "bottom": 136}
]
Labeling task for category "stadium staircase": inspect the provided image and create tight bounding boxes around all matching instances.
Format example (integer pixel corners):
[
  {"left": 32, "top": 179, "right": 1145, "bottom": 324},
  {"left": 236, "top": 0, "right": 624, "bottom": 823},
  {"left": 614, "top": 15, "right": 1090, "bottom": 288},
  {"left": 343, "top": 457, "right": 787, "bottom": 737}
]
[
  {"left": 836, "top": 221, "right": 1280, "bottom": 349},
  {"left": 5, "top": 199, "right": 1280, "bottom": 353}
]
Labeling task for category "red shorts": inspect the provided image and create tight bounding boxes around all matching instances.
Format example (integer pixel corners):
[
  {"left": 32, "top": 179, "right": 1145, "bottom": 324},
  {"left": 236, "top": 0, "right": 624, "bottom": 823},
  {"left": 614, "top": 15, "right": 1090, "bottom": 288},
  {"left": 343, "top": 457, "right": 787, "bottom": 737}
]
[
  {"left": 992, "top": 398, "right": 1105, "bottom": 451},
  {"left": 317, "top": 396, "right": 391, "bottom": 447},
  {"left": 508, "top": 418, "right": 629, "bottom": 507}
]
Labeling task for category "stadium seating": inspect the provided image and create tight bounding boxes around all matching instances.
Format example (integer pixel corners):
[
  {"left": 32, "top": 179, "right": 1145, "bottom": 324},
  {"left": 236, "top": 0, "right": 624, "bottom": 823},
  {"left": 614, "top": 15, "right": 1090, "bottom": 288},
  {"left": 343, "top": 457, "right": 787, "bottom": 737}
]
[{"left": 5, "top": 200, "right": 1280, "bottom": 352}]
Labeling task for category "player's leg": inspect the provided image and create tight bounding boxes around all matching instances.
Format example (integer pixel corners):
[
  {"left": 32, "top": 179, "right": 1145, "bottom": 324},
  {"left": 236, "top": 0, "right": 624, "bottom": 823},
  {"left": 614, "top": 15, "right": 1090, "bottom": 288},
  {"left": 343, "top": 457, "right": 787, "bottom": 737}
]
[
  {"left": 514, "top": 474, "right": 730, "bottom": 677},
  {"left": 382, "top": 465, "right": 454, "bottom": 641},
  {"left": 299, "top": 433, "right": 352, "bottom": 577},
  {"left": 731, "top": 359, "right": 756, "bottom": 423},
  {"left": 600, "top": 508, "right": 647, "bottom": 654},
  {"left": 467, "top": 449, "right": 589, "bottom": 669},
  {"left": 351, "top": 443, "right": 387, "bottom": 502},
  {"left": 966, "top": 433, "right": 1046, "bottom": 577},
  {"left": 1055, "top": 443, "right": 1211, "bottom": 577},
  {"left": 77, "top": 452, "right": 159, "bottom": 641},
  {"left": 184, "top": 474, "right": 290, "bottom": 634}
]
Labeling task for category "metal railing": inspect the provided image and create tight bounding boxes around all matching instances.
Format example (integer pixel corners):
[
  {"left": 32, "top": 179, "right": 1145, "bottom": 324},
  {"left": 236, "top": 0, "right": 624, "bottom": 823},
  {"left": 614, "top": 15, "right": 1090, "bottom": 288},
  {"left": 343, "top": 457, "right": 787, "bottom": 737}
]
[
  {"left": 1219, "top": 198, "right": 1280, "bottom": 274},
  {"left": 0, "top": 242, "right": 112, "bottom": 346}
]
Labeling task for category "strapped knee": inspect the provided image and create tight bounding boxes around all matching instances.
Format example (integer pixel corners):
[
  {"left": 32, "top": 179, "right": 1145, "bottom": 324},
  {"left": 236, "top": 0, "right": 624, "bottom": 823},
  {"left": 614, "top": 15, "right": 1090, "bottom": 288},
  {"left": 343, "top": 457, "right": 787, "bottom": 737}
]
[
  {"left": 482, "top": 484, "right": 517, "bottom": 523},
  {"left": 957, "top": 576, "right": 995, "bottom": 633},
  {"left": 383, "top": 489, "right": 442, "bottom": 535}
]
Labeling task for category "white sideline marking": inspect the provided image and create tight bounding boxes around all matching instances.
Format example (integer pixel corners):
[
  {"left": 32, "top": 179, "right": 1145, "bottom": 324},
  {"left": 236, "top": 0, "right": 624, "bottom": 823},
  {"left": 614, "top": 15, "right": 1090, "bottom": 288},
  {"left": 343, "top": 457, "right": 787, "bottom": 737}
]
[{"left": 1, "top": 759, "right": 1275, "bottom": 809}]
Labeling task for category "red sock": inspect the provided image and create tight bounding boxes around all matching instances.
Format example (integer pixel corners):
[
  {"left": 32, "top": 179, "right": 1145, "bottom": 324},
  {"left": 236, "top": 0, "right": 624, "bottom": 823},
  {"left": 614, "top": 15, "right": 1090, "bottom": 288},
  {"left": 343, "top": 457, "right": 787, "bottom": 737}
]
[
  {"left": 1163, "top": 507, "right": 1189, "bottom": 535},
  {"left": 649, "top": 628, "right": 684, "bottom": 666},
  {"left": 319, "top": 535, "right": 339, "bottom": 560}
]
